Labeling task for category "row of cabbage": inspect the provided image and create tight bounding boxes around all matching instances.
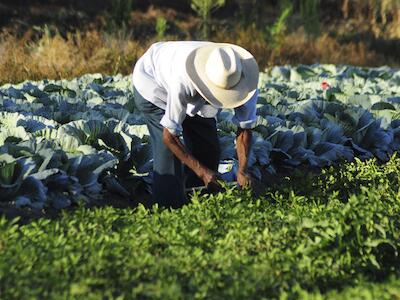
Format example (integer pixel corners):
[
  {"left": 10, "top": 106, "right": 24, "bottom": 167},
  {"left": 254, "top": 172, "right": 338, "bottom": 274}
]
[
  {"left": 0, "top": 65, "right": 399, "bottom": 208},
  {"left": 0, "top": 74, "right": 150, "bottom": 209}
]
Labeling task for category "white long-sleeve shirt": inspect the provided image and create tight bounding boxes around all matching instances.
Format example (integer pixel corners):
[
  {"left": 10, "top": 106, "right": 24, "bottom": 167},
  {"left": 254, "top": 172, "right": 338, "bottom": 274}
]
[{"left": 132, "top": 41, "right": 258, "bottom": 135}]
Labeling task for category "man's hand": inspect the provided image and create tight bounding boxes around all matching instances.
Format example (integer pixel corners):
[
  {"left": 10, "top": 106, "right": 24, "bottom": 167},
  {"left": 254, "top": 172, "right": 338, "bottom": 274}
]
[
  {"left": 162, "top": 128, "right": 223, "bottom": 192},
  {"left": 237, "top": 169, "right": 252, "bottom": 188},
  {"left": 199, "top": 168, "right": 224, "bottom": 192},
  {"left": 200, "top": 168, "right": 219, "bottom": 187}
]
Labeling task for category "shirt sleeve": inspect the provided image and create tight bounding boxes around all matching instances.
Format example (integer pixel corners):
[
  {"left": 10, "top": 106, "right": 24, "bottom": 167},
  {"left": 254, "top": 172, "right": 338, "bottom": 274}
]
[
  {"left": 160, "top": 82, "right": 188, "bottom": 135},
  {"left": 232, "top": 89, "right": 258, "bottom": 129}
]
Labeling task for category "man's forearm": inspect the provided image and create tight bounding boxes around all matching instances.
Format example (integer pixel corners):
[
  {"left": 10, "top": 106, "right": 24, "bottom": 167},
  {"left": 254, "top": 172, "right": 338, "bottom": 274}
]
[
  {"left": 162, "top": 128, "right": 205, "bottom": 177},
  {"left": 236, "top": 128, "right": 252, "bottom": 172}
]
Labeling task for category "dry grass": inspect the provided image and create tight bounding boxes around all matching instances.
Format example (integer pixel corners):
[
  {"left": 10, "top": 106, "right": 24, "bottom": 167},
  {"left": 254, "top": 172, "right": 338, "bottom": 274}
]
[
  {"left": 0, "top": 30, "right": 149, "bottom": 85},
  {"left": 342, "top": 0, "right": 400, "bottom": 39},
  {"left": 277, "top": 29, "right": 384, "bottom": 67},
  {"left": 0, "top": 20, "right": 399, "bottom": 85},
  {"left": 214, "top": 25, "right": 394, "bottom": 70}
]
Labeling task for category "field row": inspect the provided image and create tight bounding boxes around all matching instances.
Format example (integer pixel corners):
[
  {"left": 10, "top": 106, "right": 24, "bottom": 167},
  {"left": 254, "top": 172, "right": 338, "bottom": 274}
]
[
  {"left": 1, "top": 156, "right": 400, "bottom": 299},
  {"left": 0, "top": 65, "right": 400, "bottom": 209}
]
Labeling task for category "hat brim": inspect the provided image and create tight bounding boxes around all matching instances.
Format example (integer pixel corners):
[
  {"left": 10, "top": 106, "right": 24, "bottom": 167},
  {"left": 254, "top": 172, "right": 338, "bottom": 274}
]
[{"left": 185, "top": 43, "right": 259, "bottom": 109}]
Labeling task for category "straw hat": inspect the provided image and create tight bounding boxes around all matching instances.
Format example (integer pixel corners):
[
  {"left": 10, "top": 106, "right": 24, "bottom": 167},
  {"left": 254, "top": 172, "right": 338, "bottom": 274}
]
[{"left": 186, "top": 43, "right": 259, "bottom": 109}]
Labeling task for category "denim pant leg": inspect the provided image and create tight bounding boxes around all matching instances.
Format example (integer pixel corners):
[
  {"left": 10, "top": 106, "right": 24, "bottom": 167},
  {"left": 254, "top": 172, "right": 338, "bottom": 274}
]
[
  {"left": 133, "top": 87, "right": 187, "bottom": 208},
  {"left": 182, "top": 115, "right": 221, "bottom": 188}
]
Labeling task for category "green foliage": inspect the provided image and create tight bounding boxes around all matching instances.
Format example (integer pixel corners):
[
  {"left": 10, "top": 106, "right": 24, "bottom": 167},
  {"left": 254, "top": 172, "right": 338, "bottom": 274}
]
[
  {"left": 2, "top": 65, "right": 400, "bottom": 208},
  {"left": 236, "top": 0, "right": 259, "bottom": 26},
  {"left": 190, "top": 0, "right": 225, "bottom": 39},
  {"left": 322, "top": 276, "right": 400, "bottom": 299},
  {"left": 300, "top": 0, "right": 320, "bottom": 37},
  {"left": 1, "top": 157, "right": 400, "bottom": 299},
  {"left": 155, "top": 17, "right": 168, "bottom": 40},
  {"left": 107, "top": 0, "right": 134, "bottom": 31},
  {"left": 266, "top": 0, "right": 293, "bottom": 50}
]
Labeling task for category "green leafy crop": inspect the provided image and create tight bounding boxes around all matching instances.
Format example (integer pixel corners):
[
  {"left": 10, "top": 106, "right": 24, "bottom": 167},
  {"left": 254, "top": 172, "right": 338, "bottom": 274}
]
[
  {"left": 1, "top": 65, "right": 400, "bottom": 208},
  {"left": 1, "top": 156, "right": 400, "bottom": 299},
  {"left": 1, "top": 64, "right": 400, "bottom": 298}
]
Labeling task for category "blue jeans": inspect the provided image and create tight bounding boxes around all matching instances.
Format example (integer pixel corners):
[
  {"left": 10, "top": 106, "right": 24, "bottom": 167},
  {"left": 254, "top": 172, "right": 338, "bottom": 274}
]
[{"left": 133, "top": 87, "right": 220, "bottom": 208}]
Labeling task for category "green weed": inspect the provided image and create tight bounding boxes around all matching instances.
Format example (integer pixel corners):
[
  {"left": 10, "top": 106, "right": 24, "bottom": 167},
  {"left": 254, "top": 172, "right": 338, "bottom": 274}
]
[{"left": 1, "top": 157, "right": 400, "bottom": 299}]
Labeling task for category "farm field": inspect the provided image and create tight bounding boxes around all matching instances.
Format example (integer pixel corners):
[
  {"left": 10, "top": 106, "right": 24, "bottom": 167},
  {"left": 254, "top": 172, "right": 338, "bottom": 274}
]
[
  {"left": 1, "top": 64, "right": 400, "bottom": 208},
  {"left": 1, "top": 64, "right": 400, "bottom": 298},
  {"left": 1, "top": 157, "right": 400, "bottom": 299}
]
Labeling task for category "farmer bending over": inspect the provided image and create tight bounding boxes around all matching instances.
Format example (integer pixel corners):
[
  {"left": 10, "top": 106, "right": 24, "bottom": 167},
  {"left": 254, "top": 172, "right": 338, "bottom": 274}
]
[{"left": 131, "top": 41, "right": 259, "bottom": 208}]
